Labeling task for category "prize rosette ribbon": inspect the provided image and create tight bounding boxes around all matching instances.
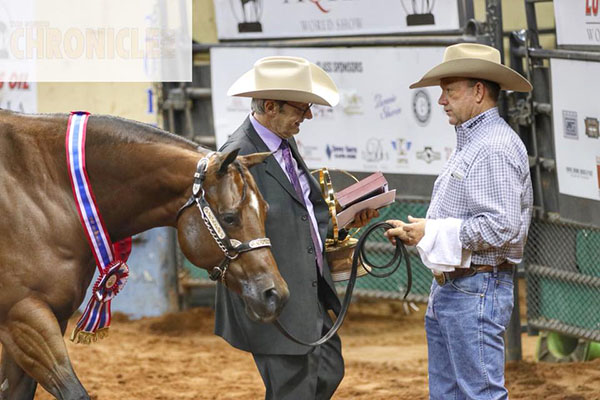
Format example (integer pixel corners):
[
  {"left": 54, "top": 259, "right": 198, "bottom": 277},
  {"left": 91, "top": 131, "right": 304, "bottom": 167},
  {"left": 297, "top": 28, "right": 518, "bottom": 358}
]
[
  {"left": 94, "top": 261, "right": 130, "bottom": 302},
  {"left": 70, "top": 240, "right": 131, "bottom": 344}
]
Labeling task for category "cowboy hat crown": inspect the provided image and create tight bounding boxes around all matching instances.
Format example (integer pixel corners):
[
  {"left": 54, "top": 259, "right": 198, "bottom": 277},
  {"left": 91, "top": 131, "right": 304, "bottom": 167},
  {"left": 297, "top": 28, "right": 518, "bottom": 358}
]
[
  {"left": 227, "top": 56, "right": 340, "bottom": 107},
  {"left": 409, "top": 43, "right": 532, "bottom": 92}
]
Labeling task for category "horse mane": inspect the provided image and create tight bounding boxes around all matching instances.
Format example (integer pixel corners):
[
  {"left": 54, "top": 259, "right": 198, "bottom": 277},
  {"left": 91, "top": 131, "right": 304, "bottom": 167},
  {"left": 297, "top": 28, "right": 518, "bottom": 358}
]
[
  {"left": 89, "top": 115, "right": 201, "bottom": 151},
  {"left": 0, "top": 108, "right": 203, "bottom": 151}
]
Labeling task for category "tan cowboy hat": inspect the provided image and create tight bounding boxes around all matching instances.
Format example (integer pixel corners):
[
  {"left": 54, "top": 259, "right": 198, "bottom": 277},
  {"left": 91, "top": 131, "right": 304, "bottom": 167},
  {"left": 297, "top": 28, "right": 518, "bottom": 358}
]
[
  {"left": 409, "top": 43, "right": 532, "bottom": 92},
  {"left": 227, "top": 56, "right": 340, "bottom": 107}
]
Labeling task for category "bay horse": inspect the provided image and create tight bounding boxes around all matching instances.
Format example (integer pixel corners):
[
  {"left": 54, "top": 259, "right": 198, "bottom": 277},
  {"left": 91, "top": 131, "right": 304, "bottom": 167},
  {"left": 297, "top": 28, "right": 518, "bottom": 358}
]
[{"left": 0, "top": 110, "right": 289, "bottom": 400}]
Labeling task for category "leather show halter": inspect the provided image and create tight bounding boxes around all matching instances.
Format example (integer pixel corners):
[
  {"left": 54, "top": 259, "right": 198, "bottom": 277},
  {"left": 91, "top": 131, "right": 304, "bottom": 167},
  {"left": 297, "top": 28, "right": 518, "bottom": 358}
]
[{"left": 177, "top": 152, "right": 272, "bottom": 285}]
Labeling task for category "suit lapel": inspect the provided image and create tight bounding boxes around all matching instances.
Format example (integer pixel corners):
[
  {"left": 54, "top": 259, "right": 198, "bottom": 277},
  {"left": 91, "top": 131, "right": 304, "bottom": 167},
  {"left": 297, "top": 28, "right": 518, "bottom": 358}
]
[
  {"left": 289, "top": 138, "right": 329, "bottom": 241},
  {"left": 243, "top": 119, "right": 304, "bottom": 205},
  {"left": 288, "top": 138, "right": 322, "bottom": 204}
]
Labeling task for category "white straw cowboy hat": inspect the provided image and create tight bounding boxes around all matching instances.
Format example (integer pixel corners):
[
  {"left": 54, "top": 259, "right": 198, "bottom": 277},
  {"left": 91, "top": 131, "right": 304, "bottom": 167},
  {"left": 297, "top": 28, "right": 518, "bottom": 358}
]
[
  {"left": 227, "top": 56, "right": 340, "bottom": 107},
  {"left": 410, "top": 43, "right": 532, "bottom": 92}
]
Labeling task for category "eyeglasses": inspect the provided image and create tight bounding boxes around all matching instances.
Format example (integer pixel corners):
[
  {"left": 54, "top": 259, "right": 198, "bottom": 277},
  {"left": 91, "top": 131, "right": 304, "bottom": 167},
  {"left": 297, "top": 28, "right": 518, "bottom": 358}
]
[{"left": 283, "top": 102, "right": 313, "bottom": 115}]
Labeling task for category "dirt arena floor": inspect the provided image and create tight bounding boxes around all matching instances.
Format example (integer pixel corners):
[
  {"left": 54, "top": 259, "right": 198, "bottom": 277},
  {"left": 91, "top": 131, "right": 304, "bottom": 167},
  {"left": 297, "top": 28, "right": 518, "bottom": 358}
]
[{"left": 11, "top": 298, "right": 595, "bottom": 399}]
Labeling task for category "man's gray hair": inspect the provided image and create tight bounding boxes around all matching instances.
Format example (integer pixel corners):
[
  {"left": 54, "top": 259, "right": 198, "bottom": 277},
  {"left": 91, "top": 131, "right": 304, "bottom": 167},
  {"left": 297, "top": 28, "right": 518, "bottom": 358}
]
[
  {"left": 251, "top": 98, "right": 286, "bottom": 114},
  {"left": 468, "top": 78, "right": 501, "bottom": 102}
]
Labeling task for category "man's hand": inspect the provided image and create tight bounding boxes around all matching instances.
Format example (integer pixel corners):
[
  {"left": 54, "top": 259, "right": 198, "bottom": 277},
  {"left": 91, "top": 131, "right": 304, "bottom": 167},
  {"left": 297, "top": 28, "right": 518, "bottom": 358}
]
[
  {"left": 384, "top": 219, "right": 408, "bottom": 244},
  {"left": 402, "top": 215, "right": 426, "bottom": 246},
  {"left": 346, "top": 208, "right": 379, "bottom": 229},
  {"left": 384, "top": 215, "right": 427, "bottom": 246}
]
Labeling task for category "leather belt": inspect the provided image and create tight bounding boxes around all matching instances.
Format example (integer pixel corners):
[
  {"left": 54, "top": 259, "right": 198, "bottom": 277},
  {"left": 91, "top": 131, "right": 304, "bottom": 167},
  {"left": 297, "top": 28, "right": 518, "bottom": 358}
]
[{"left": 433, "top": 262, "right": 515, "bottom": 286}]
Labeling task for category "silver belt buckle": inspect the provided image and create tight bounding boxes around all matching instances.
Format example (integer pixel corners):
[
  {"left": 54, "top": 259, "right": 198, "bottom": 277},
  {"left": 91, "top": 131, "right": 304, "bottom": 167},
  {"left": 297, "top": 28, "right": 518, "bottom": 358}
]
[{"left": 433, "top": 272, "right": 446, "bottom": 286}]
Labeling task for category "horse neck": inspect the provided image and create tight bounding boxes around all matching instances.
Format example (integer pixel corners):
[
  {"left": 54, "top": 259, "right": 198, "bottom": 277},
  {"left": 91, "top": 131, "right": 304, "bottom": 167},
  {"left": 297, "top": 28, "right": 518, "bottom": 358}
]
[{"left": 82, "top": 124, "right": 203, "bottom": 241}]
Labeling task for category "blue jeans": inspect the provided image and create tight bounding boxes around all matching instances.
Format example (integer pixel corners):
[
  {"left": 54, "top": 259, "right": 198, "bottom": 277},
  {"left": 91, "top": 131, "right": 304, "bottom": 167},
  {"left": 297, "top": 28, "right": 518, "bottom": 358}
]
[{"left": 425, "top": 271, "right": 515, "bottom": 400}]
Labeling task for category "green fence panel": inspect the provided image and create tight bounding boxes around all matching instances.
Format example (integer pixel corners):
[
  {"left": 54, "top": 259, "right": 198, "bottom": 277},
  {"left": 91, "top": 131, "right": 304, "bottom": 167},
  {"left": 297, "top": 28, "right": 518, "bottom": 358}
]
[{"left": 525, "top": 220, "right": 600, "bottom": 341}]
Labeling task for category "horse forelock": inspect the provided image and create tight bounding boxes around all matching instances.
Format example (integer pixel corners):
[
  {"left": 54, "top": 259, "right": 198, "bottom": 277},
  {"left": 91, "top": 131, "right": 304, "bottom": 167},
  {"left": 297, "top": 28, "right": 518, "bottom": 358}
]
[
  {"left": 205, "top": 160, "right": 253, "bottom": 213},
  {"left": 230, "top": 161, "right": 266, "bottom": 217}
]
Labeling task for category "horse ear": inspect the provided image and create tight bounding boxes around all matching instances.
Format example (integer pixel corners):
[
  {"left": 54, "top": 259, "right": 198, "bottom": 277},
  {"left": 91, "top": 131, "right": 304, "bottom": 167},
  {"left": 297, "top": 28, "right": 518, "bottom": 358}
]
[
  {"left": 239, "top": 152, "right": 272, "bottom": 169},
  {"left": 217, "top": 148, "right": 241, "bottom": 174}
]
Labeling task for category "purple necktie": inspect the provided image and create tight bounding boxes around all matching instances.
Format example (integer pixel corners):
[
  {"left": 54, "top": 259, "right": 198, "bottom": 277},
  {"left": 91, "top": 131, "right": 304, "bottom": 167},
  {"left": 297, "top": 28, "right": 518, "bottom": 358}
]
[{"left": 279, "top": 140, "right": 323, "bottom": 274}]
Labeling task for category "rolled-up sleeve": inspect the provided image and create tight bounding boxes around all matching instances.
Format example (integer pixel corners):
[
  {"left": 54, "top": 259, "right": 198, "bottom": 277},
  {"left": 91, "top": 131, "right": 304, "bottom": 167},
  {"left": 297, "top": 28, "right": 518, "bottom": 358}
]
[{"left": 460, "top": 151, "right": 523, "bottom": 251}]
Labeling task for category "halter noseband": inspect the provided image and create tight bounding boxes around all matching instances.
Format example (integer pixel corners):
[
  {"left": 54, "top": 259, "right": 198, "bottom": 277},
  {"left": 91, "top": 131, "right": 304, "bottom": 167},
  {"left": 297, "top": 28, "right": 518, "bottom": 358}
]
[{"left": 176, "top": 152, "right": 271, "bottom": 285}]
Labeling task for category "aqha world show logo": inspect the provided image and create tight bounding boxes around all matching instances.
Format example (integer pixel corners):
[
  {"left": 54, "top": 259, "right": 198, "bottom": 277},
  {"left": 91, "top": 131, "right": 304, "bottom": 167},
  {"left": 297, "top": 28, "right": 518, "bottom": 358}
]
[{"left": 585, "top": 0, "right": 600, "bottom": 42}]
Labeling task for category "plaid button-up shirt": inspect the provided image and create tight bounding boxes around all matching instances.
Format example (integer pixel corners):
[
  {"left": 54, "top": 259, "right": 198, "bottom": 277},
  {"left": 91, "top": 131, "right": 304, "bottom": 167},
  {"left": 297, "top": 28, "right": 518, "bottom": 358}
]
[{"left": 426, "top": 107, "right": 533, "bottom": 266}]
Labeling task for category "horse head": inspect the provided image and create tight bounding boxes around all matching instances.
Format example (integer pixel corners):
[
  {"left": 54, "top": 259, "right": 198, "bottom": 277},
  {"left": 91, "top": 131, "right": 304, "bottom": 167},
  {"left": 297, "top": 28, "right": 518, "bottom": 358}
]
[{"left": 176, "top": 149, "right": 289, "bottom": 322}]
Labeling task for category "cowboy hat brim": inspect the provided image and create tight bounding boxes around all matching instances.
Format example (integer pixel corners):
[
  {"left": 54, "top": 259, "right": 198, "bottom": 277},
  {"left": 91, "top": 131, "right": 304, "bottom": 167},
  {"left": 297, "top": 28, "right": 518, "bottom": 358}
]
[
  {"left": 409, "top": 58, "right": 532, "bottom": 92},
  {"left": 227, "top": 62, "right": 339, "bottom": 107}
]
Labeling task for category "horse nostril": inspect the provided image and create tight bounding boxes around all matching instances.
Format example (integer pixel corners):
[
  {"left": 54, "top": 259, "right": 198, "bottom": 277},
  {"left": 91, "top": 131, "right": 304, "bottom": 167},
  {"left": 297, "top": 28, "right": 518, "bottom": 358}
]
[{"left": 263, "top": 287, "right": 280, "bottom": 303}]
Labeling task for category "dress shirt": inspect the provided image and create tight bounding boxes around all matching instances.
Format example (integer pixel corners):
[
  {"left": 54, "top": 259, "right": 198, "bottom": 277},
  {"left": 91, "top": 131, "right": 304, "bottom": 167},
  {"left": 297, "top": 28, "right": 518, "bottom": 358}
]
[
  {"left": 423, "top": 107, "right": 533, "bottom": 268},
  {"left": 249, "top": 114, "right": 323, "bottom": 252}
]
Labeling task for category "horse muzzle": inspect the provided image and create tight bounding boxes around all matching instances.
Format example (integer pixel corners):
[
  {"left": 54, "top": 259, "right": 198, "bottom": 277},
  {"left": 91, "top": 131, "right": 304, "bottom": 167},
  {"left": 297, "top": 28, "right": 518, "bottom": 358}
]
[{"left": 241, "top": 275, "right": 289, "bottom": 323}]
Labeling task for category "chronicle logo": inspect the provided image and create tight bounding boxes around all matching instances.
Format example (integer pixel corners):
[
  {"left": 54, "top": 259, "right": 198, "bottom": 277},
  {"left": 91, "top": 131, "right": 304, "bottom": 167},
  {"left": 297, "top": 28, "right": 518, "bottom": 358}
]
[
  {"left": 0, "top": 3, "right": 11, "bottom": 59},
  {"left": 562, "top": 110, "right": 578, "bottom": 139},
  {"left": 412, "top": 89, "right": 431, "bottom": 126},
  {"left": 585, "top": 117, "right": 599, "bottom": 139},
  {"left": 362, "top": 138, "right": 389, "bottom": 162},
  {"left": 416, "top": 146, "right": 441, "bottom": 164}
]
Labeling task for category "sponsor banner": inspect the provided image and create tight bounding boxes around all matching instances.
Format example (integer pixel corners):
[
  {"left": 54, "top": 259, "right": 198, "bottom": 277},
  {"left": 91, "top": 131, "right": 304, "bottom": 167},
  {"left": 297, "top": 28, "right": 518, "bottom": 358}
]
[
  {"left": 0, "top": 0, "right": 191, "bottom": 82},
  {"left": 213, "top": 0, "right": 460, "bottom": 40},
  {"left": 554, "top": 0, "right": 600, "bottom": 47},
  {"left": 211, "top": 46, "right": 454, "bottom": 175},
  {"left": 551, "top": 58, "right": 600, "bottom": 201},
  {"left": 0, "top": 80, "right": 36, "bottom": 112}
]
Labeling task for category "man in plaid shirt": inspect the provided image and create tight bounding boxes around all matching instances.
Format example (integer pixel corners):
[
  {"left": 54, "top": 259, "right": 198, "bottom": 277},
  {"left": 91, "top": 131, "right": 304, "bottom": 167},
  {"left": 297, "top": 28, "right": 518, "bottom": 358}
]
[{"left": 385, "top": 43, "right": 533, "bottom": 399}]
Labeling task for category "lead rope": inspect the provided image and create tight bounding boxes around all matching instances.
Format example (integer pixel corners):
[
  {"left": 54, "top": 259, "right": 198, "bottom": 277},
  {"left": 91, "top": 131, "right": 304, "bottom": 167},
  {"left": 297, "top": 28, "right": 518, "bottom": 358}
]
[{"left": 274, "top": 221, "right": 411, "bottom": 347}]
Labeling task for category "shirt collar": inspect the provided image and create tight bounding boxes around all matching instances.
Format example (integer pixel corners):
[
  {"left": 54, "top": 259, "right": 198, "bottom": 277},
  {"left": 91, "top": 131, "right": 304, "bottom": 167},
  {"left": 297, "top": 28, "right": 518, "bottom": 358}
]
[
  {"left": 250, "top": 113, "right": 284, "bottom": 152},
  {"left": 455, "top": 107, "right": 500, "bottom": 150}
]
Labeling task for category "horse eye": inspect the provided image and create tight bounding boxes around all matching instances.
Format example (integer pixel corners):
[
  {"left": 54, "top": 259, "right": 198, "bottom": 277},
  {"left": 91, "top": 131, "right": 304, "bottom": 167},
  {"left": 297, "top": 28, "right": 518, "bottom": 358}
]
[{"left": 220, "top": 213, "right": 238, "bottom": 226}]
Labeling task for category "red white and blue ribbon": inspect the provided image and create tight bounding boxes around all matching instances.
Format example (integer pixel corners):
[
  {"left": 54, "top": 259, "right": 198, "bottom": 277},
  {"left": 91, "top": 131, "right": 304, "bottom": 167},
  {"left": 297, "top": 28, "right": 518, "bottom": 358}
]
[{"left": 65, "top": 111, "right": 131, "bottom": 344}]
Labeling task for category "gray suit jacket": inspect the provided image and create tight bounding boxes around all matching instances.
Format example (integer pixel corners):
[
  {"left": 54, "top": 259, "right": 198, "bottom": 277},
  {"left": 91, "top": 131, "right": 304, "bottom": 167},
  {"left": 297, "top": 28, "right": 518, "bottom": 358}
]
[{"left": 214, "top": 117, "right": 341, "bottom": 355}]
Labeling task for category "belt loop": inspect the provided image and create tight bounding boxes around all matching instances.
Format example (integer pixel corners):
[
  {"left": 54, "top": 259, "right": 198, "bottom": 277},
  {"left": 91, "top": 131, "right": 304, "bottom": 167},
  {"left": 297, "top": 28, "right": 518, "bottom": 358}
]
[{"left": 492, "top": 264, "right": 498, "bottom": 278}]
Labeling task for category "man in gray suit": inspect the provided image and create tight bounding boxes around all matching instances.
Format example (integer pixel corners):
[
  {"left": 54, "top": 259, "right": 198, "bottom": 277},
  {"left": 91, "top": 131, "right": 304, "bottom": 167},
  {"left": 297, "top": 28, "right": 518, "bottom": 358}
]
[{"left": 215, "top": 56, "right": 377, "bottom": 399}]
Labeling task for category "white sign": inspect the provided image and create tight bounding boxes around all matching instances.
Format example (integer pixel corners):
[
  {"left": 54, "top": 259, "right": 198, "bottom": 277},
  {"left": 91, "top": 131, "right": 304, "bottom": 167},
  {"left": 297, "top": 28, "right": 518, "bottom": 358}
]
[
  {"left": 0, "top": 81, "right": 36, "bottom": 113},
  {"left": 551, "top": 58, "right": 600, "bottom": 201},
  {"left": 211, "top": 47, "right": 456, "bottom": 175},
  {"left": 0, "top": 0, "right": 192, "bottom": 82},
  {"left": 213, "top": 0, "right": 460, "bottom": 40},
  {"left": 554, "top": 0, "right": 600, "bottom": 47}
]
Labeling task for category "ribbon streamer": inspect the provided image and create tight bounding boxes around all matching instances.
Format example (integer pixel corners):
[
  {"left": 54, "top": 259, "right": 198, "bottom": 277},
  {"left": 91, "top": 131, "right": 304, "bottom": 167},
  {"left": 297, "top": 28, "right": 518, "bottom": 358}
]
[{"left": 65, "top": 111, "right": 131, "bottom": 344}]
